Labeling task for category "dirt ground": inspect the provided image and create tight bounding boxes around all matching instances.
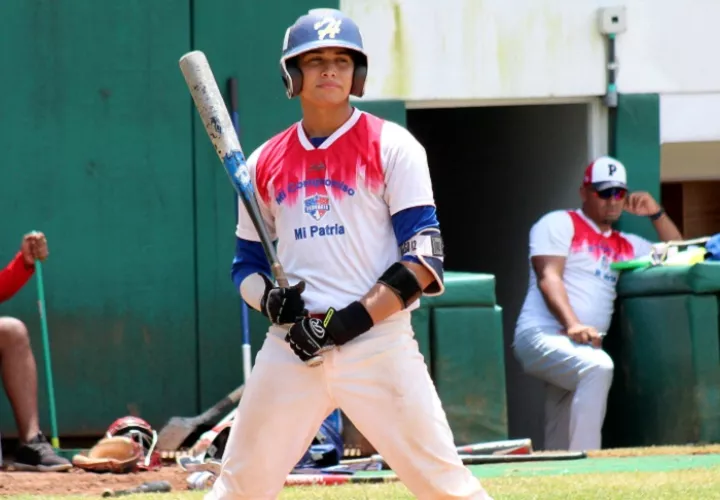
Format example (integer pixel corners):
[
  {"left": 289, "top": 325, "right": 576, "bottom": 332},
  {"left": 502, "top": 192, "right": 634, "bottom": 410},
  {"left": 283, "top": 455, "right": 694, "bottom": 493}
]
[
  {"left": 3, "top": 445, "right": 720, "bottom": 496},
  {"left": 0, "top": 464, "right": 195, "bottom": 496}
]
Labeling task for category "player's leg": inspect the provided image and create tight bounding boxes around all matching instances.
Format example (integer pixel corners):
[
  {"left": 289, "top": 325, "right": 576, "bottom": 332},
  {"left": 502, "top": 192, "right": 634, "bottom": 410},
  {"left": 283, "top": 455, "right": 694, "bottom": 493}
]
[
  {"left": 0, "top": 317, "right": 40, "bottom": 442},
  {"left": 333, "top": 332, "right": 493, "bottom": 500},
  {"left": 206, "top": 330, "right": 335, "bottom": 500},
  {"left": 513, "top": 326, "right": 614, "bottom": 450},
  {"left": 0, "top": 317, "right": 71, "bottom": 471},
  {"left": 544, "top": 383, "right": 571, "bottom": 450}
]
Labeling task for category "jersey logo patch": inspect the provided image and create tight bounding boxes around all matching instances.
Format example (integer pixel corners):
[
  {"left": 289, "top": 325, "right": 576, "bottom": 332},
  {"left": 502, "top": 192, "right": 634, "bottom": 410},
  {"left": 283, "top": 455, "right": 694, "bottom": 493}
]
[{"left": 304, "top": 194, "right": 331, "bottom": 221}]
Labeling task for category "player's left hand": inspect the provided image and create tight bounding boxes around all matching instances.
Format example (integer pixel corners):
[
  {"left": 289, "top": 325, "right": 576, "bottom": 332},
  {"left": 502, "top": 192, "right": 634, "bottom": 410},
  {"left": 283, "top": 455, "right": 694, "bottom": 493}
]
[
  {"left": 285, "top": 316, "right": 335, "bottom": 363},
  {"left": 624, "top": 192, "right": 661, "bottom": 217},
  {"left": 260, "top": 275, "right": 308, "bottom": 325}
]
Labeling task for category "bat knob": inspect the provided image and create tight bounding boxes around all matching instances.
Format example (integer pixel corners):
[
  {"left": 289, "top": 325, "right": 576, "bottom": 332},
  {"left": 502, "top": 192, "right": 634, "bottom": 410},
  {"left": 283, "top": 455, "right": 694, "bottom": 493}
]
[{"left": 305, "top": 355, "right": 324, "bottom": 367}]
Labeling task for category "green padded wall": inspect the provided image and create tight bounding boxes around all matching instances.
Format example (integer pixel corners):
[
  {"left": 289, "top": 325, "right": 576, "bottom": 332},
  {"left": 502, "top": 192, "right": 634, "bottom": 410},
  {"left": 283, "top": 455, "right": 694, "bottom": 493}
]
[
  {"left": 613, "top": 94, "right": 661, "bottom": 242},
  {"left": 0, "top": 1, "right": 196, "bottom": 436},
  {"left": 605, "top": 294, "right": 720, "bottom": 447},
  {"left": 191, "top": 0, "right": 338, "bottom": 409},
  {"left": 433, "top": 306, "right": 508, "bottom": 444}
]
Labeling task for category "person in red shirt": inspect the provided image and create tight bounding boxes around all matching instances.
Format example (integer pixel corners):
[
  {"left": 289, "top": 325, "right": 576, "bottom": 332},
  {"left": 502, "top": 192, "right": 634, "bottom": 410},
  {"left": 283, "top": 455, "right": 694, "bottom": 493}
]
[{"left": 1, "top": 232, "right": 71, "bottom": 471}]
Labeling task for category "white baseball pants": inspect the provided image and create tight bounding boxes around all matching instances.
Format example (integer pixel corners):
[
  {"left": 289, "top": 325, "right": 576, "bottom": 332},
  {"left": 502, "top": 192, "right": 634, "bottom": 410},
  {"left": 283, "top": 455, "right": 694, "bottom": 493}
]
[
  {"left": 512, "top": 326, "right": 614, "bottom": 451},
  {"left": 205, "top": 314, "right": 492, "bottom": 500}
]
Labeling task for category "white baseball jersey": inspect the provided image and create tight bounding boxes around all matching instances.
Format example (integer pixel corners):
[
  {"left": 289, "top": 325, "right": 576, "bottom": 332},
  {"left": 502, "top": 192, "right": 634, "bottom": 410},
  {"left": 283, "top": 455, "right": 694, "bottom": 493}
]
[
  {"left": 515, "top": 209, "right": 654, "bottom": 334},
  {"left": 236, "top": 108, "right": 435, "bottom": 316}
]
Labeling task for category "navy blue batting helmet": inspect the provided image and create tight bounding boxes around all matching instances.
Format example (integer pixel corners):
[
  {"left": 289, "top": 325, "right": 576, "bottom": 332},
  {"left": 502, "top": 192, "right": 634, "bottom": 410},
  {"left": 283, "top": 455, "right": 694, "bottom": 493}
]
[{"left": 280, "top": 8, "right": 368, "bottom": 99}]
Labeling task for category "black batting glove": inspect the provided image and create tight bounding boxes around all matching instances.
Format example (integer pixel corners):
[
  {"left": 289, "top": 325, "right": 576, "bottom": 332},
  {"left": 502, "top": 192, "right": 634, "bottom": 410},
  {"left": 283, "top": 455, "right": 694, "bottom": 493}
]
[
  {"left": 285, "top": 317, "right": 335, "bottom": 364},
  {"left": 259, "top": 274, "right": 308, "bottom": 325},
  {"left": 285, "top": 301, "right": 374, "bottom": 363}
]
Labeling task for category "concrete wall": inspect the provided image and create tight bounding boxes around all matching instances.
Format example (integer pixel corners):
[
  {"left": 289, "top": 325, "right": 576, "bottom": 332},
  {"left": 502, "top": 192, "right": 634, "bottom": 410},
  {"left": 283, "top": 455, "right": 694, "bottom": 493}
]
[
  {"left": 660, "top": 93, "right": 720, "bottom": 181},
  {"left": 341, "top": 0, "right": 720, "bottom": 102}
]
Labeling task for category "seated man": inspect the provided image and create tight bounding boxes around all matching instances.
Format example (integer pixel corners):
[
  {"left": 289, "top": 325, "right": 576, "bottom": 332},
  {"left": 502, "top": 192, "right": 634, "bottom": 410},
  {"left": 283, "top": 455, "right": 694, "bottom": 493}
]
[
  {"left": 1, "top": 232, "right": 71, "bottom": 471},
  {"left": 512, "top": 157, "right": 682, "bottom": 452}
]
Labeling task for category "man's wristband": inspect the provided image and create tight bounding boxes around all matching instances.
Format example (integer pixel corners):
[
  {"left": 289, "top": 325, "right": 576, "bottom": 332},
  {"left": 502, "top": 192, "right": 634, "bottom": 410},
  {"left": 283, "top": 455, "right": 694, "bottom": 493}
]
[
  {"left": 649, "top": 208, "right": 665, "bottom": 221},
  {"left": 325, "top": 301, "right": 374, "bottom": 346}
]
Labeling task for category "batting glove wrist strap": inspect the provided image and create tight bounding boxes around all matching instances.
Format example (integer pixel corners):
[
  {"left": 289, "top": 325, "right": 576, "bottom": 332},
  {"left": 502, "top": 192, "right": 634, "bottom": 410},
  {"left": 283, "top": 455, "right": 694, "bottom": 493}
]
[
  {"left": 324, "top": 301, "right": 374, "bottom": 346},
  {"left": 260, "top": 274, "right": 308, "bottom": 324}
]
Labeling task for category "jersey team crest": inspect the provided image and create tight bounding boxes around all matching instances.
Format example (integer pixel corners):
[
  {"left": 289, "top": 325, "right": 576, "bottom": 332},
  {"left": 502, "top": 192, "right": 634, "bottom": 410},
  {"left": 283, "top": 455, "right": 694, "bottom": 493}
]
[{"left": 304, "top": 194, "right": 331, "bottom": 221}]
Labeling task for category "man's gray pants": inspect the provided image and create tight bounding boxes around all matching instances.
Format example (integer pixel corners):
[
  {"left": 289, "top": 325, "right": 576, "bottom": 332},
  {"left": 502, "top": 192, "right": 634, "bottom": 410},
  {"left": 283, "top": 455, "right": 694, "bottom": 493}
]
[{"left": 512, "top": 326, "right": 614, "bottom": 451}]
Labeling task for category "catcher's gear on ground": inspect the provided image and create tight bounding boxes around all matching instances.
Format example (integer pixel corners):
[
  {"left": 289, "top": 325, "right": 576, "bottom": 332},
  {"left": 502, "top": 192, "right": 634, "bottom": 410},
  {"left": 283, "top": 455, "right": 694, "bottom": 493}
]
[
  {"left": 72, "top": 436, "right": 142, "bottom": 473},
  {"left": 105, "top": 416, "right": 162, "bottom": 470},
  {"left": 260, "top": 274, "right": 308, "bottom": 324}
]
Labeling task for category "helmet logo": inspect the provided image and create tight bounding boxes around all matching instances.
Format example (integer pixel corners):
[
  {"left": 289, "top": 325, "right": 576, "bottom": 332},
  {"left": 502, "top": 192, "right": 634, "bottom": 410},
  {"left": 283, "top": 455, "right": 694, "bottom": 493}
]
[{"left": 314, "top": 17, "right": 342, "bottom": 40}]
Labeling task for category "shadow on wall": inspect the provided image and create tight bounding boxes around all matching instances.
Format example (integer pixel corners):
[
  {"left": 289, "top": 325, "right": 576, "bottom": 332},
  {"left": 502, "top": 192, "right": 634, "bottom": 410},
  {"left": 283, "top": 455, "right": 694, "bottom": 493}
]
[{"left": 407, "top": 103, "right": 591, "bottom": 449}]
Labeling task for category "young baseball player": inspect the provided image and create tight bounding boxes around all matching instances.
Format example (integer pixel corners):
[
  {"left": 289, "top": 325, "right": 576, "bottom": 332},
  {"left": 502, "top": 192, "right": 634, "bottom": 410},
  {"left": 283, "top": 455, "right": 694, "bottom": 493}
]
[
  {"left": 207, "top": 8, "right": 493, "bottom": 500},
  {"left": 513, "top": 157, "right": 682, "bottom": 452}
]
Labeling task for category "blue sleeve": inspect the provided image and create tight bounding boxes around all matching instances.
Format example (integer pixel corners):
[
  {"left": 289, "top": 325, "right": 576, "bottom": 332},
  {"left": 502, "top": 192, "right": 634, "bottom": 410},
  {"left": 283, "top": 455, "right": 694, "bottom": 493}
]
[
  {"left": 391, "top": 206, "right": 440, "bottom": 265},
  {"left": 231, "top": 238, "right": 271, "bottom": 290}
]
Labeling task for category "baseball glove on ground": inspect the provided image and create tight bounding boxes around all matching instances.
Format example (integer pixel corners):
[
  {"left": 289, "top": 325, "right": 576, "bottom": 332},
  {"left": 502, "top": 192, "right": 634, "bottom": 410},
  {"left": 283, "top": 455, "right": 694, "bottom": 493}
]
[{"left": 72, "top": 436, "right": 142, "bottom": 474}]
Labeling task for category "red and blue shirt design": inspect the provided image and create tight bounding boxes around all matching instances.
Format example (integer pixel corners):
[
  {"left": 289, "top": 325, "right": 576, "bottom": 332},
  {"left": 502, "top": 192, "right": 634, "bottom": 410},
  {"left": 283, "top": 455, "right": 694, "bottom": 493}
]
[
  {"left": 516, "top": 209, "right": 653, "bottom": 334},
  {"left": 234, "top": 109, "right": 437, "bottom": 314}
]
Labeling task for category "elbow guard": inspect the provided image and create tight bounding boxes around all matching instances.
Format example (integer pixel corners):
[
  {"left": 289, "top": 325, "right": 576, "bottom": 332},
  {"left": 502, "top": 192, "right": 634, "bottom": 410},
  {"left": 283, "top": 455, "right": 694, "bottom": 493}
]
[
  {"left": 378, "top": 229, "right": 446, "bottom": 308},
  {"left": 377, "top": 262, "right": 422, "bottom": 309},
  {"left": 400, "top": 228, "right": 445, "bottom": 296}
]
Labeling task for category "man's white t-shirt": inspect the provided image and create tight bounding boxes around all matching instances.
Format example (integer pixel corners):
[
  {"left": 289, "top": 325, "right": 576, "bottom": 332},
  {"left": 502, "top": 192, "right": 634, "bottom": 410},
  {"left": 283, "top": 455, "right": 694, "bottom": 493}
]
[
  {"left": 236, "top": 108, "right": 435, "bottom": 317},
  {"left": 515, "top": 209, "right": 654, "bottom": 335}
]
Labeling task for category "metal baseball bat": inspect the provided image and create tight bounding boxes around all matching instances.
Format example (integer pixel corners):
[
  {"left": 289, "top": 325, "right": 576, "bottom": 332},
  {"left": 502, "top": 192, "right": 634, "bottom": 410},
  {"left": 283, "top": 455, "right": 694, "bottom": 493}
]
[
  {"left": 155, "top": 384, "right": 244, "bottom": 451},
  {"left": 178, "top": 50, "right": 323, "bottom": 367},
  {"left": 455, "top": 438, "right": 532, "bottom": 455},
  {"left": 284, "top": 474, "right": 400, "bottom": 486},
  {"left": 341, "top": 451, "right": 586, "bottom": 468},
  {"left": 340, "top": 438, "right": 532, "bottom": 467},
  {"left": 101, "top": 480, "right": 172, "bottom": 497},
  {"left": 178, "top": 458, "right": 398, "bottom": 486},
  {"left": 186, "top": 407, "right": 237, "bottom": 461},
  {"left": 179, "top": 51, "right": 285, "bottom": 285}
]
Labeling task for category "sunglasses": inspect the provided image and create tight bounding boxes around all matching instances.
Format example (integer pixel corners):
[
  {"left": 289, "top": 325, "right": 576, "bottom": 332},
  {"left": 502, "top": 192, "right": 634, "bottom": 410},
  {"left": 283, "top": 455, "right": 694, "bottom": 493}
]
[{"left": 594, "top": 187, "right": 627, "bottom": 200}]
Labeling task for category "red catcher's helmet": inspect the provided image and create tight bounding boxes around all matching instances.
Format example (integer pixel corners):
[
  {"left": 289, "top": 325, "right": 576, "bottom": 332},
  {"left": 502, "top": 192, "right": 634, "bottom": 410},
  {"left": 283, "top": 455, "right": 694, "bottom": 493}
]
[{"left": 105, "top": 416, "right": 162, "bottom": 470}]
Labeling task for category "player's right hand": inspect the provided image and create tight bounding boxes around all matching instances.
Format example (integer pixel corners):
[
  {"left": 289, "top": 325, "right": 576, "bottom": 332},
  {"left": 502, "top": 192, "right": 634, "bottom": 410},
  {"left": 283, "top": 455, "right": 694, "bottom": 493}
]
[
  {"left": 285, "top": 317, "right": 334, "bottom": 364},
  {"left": 565, "top": 324, "right": 600, "bottom": 347},
  {"left": 20, "top": 231, "right": 49, "bottom": 267},
  {"left": 259, "top": 275, "right": 308, "bottom": 325}
]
